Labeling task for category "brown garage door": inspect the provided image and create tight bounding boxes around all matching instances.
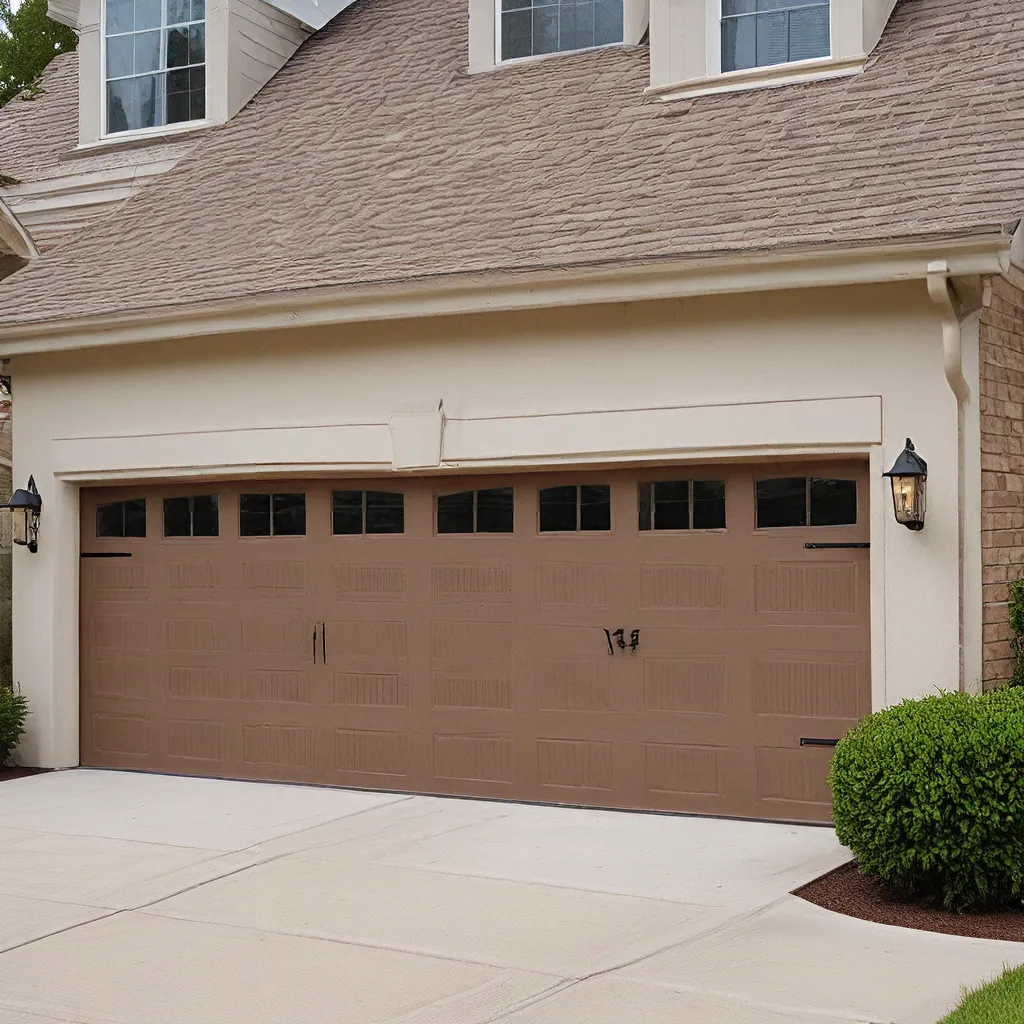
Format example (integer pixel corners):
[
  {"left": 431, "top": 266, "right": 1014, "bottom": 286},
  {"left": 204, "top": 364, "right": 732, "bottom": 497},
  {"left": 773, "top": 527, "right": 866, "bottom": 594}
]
[{"left": 80, "top": 461, "right": 870, "bottom": 822}]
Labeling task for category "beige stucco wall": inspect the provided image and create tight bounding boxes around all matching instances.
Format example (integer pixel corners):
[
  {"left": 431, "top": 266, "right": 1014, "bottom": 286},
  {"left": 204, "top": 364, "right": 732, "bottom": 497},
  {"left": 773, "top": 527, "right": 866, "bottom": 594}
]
[{"left": 10, "top": 282, "right": 969, "bottom": 766}]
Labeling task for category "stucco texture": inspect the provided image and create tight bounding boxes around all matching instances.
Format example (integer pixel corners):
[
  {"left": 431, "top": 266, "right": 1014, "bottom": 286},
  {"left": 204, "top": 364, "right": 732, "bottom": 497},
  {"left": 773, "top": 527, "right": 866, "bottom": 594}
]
[{"left": 1, "top": 0, "right": 1023, "bottom": 326}]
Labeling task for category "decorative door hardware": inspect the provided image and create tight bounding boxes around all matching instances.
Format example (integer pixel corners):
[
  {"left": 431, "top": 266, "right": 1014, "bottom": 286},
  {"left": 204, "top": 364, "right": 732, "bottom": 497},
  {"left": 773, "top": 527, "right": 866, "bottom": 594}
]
[
  {"left": 312, "top": 622, "right": 318, "bottom": 664},
  {"left": 312, "top": 621, "right": 327, "bottom": 664},
  {"left": 803, "top": 542, "right": 870, "bottom": 550},
  {"left": 799, "top": 737, "right": 839, "bottom": 747},
  {"left": 603, "top": 628, "right": 640, "bottom": 655}
]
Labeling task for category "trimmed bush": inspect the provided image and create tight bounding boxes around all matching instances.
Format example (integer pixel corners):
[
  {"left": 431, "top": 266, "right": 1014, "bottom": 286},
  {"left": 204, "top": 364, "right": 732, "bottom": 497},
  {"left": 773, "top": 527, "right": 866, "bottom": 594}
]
[
  {"left": 0, "top": 684, "right": 27, "bottom": 766},
  {"left": 829, "top": 688, "right": 1024, "bottom": 912}
]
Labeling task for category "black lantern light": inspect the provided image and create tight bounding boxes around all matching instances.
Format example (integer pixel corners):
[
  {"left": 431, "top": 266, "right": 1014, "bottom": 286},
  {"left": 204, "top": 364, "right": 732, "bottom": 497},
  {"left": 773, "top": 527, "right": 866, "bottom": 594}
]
[
  {"left": 883, "top": 438, "right": 927, "bottom": 531},
  {"left": 0, "top": 476, "right": 41, "bottom": 552}
]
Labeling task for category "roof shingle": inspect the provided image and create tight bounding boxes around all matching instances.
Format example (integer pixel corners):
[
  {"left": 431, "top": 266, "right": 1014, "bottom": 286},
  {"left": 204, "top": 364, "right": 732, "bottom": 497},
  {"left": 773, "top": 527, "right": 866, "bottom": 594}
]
[{"left": 1, "top": 0, "right": 1022, "bottom": 327}]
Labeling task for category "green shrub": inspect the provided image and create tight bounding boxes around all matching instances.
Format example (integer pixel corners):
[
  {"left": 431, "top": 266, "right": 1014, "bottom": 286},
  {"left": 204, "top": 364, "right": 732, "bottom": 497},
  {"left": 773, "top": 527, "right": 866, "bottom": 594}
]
[
  {"left": 1008, "top": 577, "right": 1024, "bottom": 688},
  {"left": 828, "top": 688, "right": 1024, "bottom": 912},
  {"left": 0, "top": 685, "right": 28, "bottom": 766}
]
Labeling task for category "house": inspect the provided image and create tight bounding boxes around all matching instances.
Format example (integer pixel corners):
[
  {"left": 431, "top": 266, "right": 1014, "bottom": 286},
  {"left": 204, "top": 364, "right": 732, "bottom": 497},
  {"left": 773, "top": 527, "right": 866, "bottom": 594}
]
[{"left": 0, "top": 0, "right": 1020, "bottom": 824}]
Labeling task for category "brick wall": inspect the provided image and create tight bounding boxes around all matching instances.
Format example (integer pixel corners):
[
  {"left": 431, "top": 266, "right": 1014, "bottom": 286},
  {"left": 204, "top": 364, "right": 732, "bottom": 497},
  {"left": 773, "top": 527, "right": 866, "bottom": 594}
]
[{"left": 980, "top": 272, "right": 1024, "bottom": 688}]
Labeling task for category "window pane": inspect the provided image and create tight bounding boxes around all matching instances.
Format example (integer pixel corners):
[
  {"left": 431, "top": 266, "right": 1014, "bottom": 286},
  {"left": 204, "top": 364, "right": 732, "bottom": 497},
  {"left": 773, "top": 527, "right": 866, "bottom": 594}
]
[
  {"left": 96, "top": 502, "right": 125, "bottom": 538},
  {"left": 476, "top": 487, "right": 514, "bottom": 533},
  {"left": 239, "top": 493, "right": 271, "bottom": 536},
  {"left": 721, "top": 11, "right": 756, "bottom": 70},
  {"left": 190, "top": 0, "right": 205, "bottom": 18},
  {"left": 652, "top": 480, "right": 689, "bottom": 530},
  {"left": 192, "top": 494, "right": 218, "bottom": 536},
  {"left": 132, "top": 73, "right": 162, "bottom": 129},
  {"left": 692, "top": 479, "right": 727, "bottom": 529},
  {"left": 188, "top": 24, "right": 205, "bottom": 62},
  {"left": 366, "top": 491, "right": 404, "bottom": 534},
  {"left": 134, "top": 0, "right": 161, "bottom": 30},
  {"left": 756, "top": 477, "right": 807, "bottom": 528},
  {"left": 189, "top": 86, "right": 205, "bottom": 121},
  {"left": 437, "top": 491, "right": 474, "bottom": 534},
  {"left": 166, "top": 0, "right": 190, "bottom": 23},
  {"left": 580, "top": 484, "right": 611, "bottom": 531},
  {"left": 593, "top": 0, "right": 622, "bottom": 44},
  {"left": 106, "top": 0, "right": 133, "bottom": 32},
  {"left": 533, "top": 3, "right": 559, "bottom": 53},
  {"left": 501, "top": 9, "right": 532, "bottom": 59},
  {"left": 755, "top": 10, "right": 788, "bottom": 67},
  {"left": 788, "top": 3, "right": 829, "bottom": 61},
  {"left": 134, "top": 30, "right": 161, "bottom": 73},
  {"left": 332, "top": 491, "right": 363, "bottom": 535},
  {"left": 163, "top": 497, "right": 191, "bottom": 537},
  {"left": 167, "top": 27, "right": 189, "bottom": 66},
  {"left": 123, "top": 498, "right": 146, "bottom": 537},
  {"left": 167, "top": 89, "right": 190, "bottom": 124},
  {"left": 539, "top": 485, "right": 578, "bottom": 532},
  {"left": 810, "top": 478, "right": 857, "bottom": 526},
  {"left": 107, "top": 79, "right": 133, "bottom": 134},
  {"left": 106, "top": 34, "right": 133, "bottom": 77},
  {"left": 272, "top": 493, "right": 306, "bottom": 536}
]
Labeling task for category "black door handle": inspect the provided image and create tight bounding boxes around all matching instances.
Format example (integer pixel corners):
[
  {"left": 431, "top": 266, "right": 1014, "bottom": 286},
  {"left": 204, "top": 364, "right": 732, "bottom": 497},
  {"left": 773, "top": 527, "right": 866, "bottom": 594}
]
[
  {"left": 321, "top": 621, "right": 327, "bottom": 664},
  {"left": 312, "top": 622, "right": 318, "bottom": 664}
]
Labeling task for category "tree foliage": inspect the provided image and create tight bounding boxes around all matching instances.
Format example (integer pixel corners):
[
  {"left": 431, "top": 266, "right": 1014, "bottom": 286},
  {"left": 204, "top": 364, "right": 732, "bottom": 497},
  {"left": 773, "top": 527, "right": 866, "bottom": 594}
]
[{"left": 0, "top": 0, "right": 77, "bottom": 109}]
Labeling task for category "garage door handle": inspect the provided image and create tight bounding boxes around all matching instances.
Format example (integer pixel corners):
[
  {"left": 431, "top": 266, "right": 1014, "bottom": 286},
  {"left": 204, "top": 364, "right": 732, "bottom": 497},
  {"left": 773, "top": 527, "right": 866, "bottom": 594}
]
[
  {"left": 321, "top": 621, "right": 327, "bottom": 664},
  {"left": 312, "top": 622, "right": 318, "bottom": 664}
]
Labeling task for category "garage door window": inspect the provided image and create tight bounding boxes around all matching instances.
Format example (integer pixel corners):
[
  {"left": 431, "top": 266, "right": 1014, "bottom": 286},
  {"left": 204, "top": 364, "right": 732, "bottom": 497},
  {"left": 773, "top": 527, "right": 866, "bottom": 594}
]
[
  {"left": 239, "top": 492, "right": 306, "bottom": 536},
  {"left": 96, "top": 498, "right": 146, "bottom": 538},
  {"left": 437, "top": 487, "right": 514, "bottom": 534},
  {"left": 333, "top": 490, "right": 404, "bottom": 535},
  {"left": 756, "top": 477, "right": 857, "bottom": 528},
  {"left": 163, "top": 495, "right": 218, "bottom": 537},
  {"left": 539, "top": 484, "right": 610, "bottom": 532},
  {"left": 639, "top": 480, "right": 726, "bottom": 531}
]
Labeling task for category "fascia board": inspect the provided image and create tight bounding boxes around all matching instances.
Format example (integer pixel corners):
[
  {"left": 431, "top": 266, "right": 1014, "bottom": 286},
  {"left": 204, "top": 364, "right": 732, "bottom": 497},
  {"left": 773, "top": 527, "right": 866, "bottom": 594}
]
[{"left": 259, "top": 0, "right": 358, "bottom": 31}]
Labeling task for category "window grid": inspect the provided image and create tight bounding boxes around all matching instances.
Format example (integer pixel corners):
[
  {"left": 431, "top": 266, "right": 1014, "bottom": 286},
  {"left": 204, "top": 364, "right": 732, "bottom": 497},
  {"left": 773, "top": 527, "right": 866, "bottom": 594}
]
[
  {"left": 638, "top": 480, "right": 727, "bottom": 531},
  {"left": 103, "top": 0, "right": 206, "bottom": 135},
  {"left": 538, "top": 485, "right": 611, "bottom": 533},
  {"left": 332, "top": 490, "right": 405, "bottom": 535},
  {"left": 437, "top": 488, "right": 514, "bottom": 535},
  {"left": 496, "top": 0, "right": 624, "bottom": 63}
]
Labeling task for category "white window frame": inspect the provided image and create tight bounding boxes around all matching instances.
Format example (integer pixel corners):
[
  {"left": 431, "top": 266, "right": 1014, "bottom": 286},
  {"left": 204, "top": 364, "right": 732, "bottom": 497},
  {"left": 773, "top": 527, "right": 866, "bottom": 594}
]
[
  {"left": 706, "top": 0, "right": 832, "bottom": 77},
  {"left": 100, "top": 0, "right": 209, "bottom": 140},
  {"left": 493, "top": 0, "right": 626, "bottom": 66}
]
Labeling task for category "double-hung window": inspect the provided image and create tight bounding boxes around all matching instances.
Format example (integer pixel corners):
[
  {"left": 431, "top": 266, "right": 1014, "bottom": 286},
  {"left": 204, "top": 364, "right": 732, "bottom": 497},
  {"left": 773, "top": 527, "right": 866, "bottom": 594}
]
[
  {"left": 104, "top": 0, "right": 206, "bottom": 135},
  {"left": 721, "top": 0, "right": 829, "bottom": 73},
  {"left": 498, "top": 0, "right": 623, "bottom": 62}
]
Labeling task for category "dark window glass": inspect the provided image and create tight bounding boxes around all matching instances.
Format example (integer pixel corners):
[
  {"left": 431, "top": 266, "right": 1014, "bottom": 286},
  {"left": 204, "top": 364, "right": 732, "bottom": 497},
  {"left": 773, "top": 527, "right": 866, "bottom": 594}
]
[
  {"left": 332, "top": 491, "right": 363, "bottom": 535},
  {"left": 476, "top": 487, "right": 514, "bottom": 533},
  {"left": 96, "top": 499, "right": 146, "bottom": 537},
  {"left": 192, "top": 494, "right": 218, "bottom": 536},
  {"left": 124, "top": 498, "right": 147, "bottom": 537},
  {"left": 272, "top": 493, "right": 305, "bottom": 536},
  {"left": 539, "top": 485, "right": 579, "bottom": 532},
  {"left": 639, "top": 485, "right": 652, "bottom": 531},
  {"left": 163, "top": 497, "right": 191, "bottom": 537},
  {"left": 692, "top": 480, "right": 727, "bottom": 530},
  {"left": 437, "top": 491, "right": 475, "bottom": 534},
  {"left": 580, "top": 485, "right": 611, "bottom": 531},
  {"left": 653, "top": 481, "right": 689, "bottom": 530},
  {"left": 756, "top": 477, "right": 807, "bottom": 528},
  {"left": 810, "top": 478, "right": 857, "bottom": 526},
  {"left": 239, "top": 493, "right": 271, "bottom": 536},
  {"left": 96, "top": 501, "right": 125, "bottom": 538},
  {"left": 366, "top": 491, "right": 404, "bottom": 534}
]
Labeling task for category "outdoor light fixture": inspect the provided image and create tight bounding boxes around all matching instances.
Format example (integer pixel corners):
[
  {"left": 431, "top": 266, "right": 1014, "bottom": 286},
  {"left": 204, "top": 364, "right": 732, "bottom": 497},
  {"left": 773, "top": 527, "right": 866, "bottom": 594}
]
[
  {"left": 883, "top": 438, "right": 927, "bottom": 531},
  {"left": 0, "top": 476, "right": 41, "bottom": 552}
]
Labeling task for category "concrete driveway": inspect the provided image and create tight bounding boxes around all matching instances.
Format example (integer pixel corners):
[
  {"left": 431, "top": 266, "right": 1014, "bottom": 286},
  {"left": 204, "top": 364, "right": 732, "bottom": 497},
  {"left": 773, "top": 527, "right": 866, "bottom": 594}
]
[{"left": 0, "top": 771, "right": 1021, "bottom": 1024}]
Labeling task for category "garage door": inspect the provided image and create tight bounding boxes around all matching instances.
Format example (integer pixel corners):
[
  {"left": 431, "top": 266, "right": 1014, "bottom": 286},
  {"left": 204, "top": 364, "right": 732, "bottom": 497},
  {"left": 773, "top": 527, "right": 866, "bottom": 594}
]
[{"left": 80, "top": 461, "right": 870, "bottom": 822}]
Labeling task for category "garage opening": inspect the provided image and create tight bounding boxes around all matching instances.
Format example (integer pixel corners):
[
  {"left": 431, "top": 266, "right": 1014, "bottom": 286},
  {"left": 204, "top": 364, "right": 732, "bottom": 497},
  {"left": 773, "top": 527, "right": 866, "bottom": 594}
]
[{"left": 80, "top": 462, "right": 870, "bottom": 822}]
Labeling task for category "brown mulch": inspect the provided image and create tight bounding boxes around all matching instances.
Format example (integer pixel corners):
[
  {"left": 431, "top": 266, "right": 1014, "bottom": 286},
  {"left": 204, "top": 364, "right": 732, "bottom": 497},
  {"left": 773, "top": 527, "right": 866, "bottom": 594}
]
[
  {"left": 0, "top": 767, "right": 50, "bottom": 782},
  {"left": 795, "top": 860, "right": 1024, "bottom": 942}
]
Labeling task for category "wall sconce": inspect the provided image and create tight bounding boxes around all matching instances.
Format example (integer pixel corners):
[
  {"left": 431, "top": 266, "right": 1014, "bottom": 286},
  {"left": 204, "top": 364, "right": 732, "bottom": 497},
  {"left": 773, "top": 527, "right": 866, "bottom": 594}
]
[
  {"left": 0, "top": 476, "right": 41, "bottom": 552},
  {"left": 883, "top": 438, "right": 927, "bottom": 531}
]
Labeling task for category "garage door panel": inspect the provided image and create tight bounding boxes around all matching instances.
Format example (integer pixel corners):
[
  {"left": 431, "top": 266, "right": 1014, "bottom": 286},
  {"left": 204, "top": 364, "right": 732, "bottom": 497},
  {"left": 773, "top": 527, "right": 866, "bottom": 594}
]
[{"left": 81, "top": 463, "right": 869, "bottom": 821}]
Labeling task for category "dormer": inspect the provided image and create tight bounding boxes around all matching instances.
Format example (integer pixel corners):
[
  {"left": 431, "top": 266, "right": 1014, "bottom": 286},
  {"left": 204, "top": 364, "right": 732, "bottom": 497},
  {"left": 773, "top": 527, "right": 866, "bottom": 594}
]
[
  {"left": 647, "top": 0, "right": 898, "bottom": 99},
  {"left": 48, "top": 0, "right": 356, "bottom": 147}
]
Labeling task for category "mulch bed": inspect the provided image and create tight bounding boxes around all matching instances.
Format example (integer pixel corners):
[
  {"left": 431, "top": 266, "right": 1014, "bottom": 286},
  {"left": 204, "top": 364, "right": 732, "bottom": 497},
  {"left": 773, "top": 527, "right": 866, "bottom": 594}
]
[
  {"left": 795, "top": 860, "right": 1024, "bottom": 942},
  {"left": 0, "top": 767, "right": 50, "bottom": 783}
]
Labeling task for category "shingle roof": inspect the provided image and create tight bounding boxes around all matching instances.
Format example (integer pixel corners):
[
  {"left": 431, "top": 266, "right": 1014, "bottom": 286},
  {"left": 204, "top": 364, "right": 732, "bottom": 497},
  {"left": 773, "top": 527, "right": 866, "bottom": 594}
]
[{"left": 0, "top": 0, "right": 1022, "bottom": 327}]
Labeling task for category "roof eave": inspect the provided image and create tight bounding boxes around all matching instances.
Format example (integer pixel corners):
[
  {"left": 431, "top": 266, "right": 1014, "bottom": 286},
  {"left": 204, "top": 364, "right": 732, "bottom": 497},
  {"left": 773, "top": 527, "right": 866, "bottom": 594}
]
[
  {"left": 0, "top": 198, "right": 40, "bottom": 263},
  {"left": 0, "top": 229, "right": 1012, "bottom": 357},
  {"left": 260, "top": 0, "right": 358, "bottom": 31}
]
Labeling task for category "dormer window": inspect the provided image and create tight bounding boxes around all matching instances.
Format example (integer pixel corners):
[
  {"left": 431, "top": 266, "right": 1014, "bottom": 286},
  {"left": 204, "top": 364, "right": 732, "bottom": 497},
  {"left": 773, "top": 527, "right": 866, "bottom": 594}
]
[
  {"left": 104, "top": 0, "right": 206, "bottom": 135},
  {"left": 720, "top": 0, "right": 830, "bottom": 72},
  {"left": 498, "top": 0, "right": 623, "bottom": 62}
]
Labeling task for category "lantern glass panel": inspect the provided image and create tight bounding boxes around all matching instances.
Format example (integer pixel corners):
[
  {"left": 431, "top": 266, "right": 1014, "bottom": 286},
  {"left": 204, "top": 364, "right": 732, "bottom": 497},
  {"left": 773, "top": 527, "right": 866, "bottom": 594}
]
[{"left": 11, "top": 508, "right": 28, "bottom": 546}]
